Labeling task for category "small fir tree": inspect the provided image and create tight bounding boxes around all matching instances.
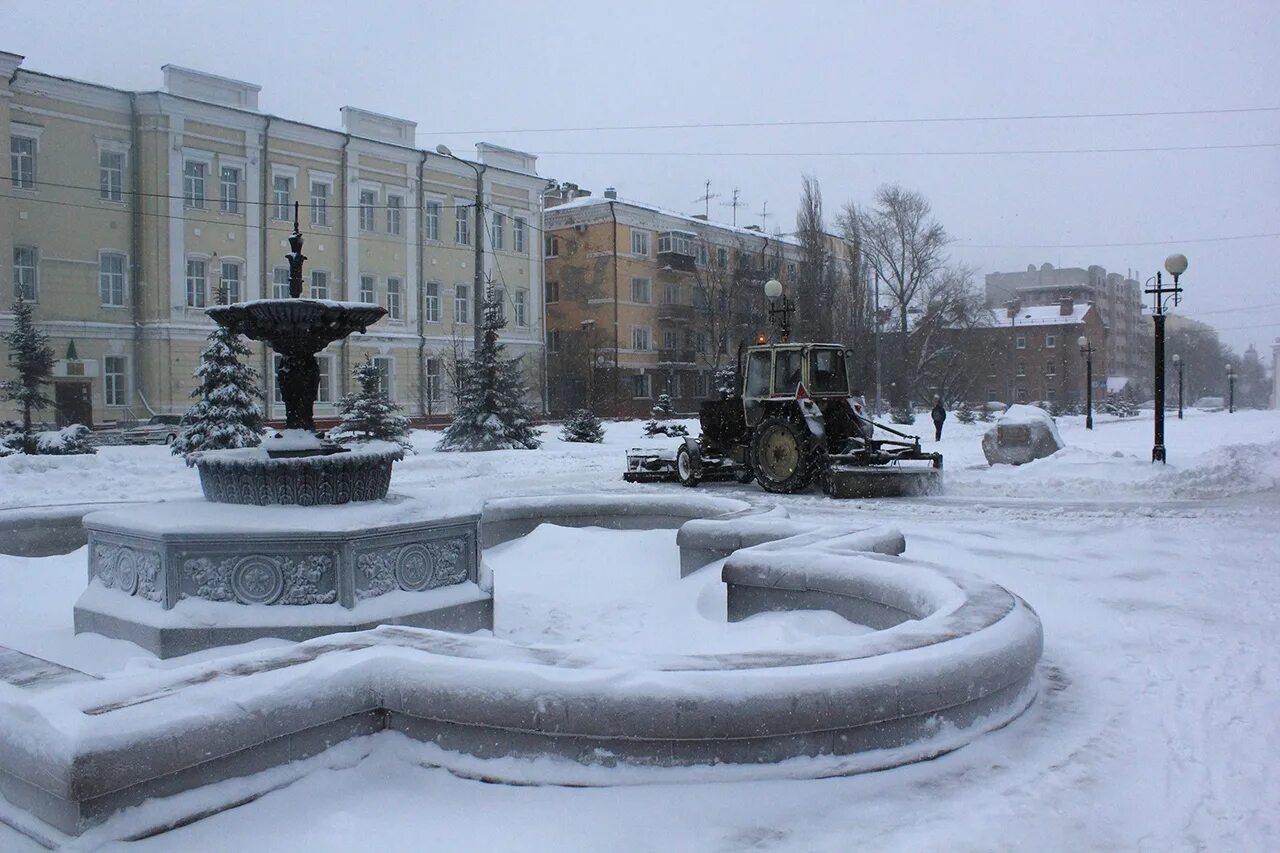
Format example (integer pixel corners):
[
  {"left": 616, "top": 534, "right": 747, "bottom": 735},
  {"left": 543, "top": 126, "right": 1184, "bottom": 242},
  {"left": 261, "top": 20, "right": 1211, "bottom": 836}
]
[
  {"left": 171, "top": 322, "right": 265, "bottom": 460},
  {"left": 889, "top": 402, "right": 916, "bottom": 425},
  {"left": 714, "top": 365, "right": 737, "bottom": 399},
  {"left": 644, "top": 419, "right": 689, "bottom": 437},
  {"left": 332, "top": 357, "right": 412, "bottom": 450},
  {"left": 651, "top": 393, "right": 676, "bottom": 419},
  {"left": 955, "top": 401, "right": 977, "bottom": 424},
  {"left": 978, "top": 404, "right": 996, "bottom": 422},
  {"left": 438, "top": 289, "right": 541, "bottom": 451},
  {"left": 0, "top": 298, "right": 55, "bottom": 454},
  {"left": 559, "top": 408, "right": 604, "bottom": 443}
]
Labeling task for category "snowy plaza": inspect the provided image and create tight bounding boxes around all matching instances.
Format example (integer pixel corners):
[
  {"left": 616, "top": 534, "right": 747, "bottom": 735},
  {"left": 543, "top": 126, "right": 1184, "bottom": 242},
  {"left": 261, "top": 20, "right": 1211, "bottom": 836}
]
[{"left": 0, "top": 408, "right": 1277, "bottom": 851}]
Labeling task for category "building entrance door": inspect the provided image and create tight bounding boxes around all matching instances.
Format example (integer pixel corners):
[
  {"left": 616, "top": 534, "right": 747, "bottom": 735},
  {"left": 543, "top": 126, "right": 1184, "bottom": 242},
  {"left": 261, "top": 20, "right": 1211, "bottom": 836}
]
[{"left": 54, "top": 381, "right": 93, "bottom": 428}]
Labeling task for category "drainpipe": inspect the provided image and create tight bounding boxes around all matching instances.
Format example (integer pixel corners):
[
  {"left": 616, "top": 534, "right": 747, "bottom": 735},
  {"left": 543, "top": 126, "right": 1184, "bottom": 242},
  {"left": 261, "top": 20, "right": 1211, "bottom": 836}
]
[
  {"left": 260, "top": 115, "right": 272, "bottom": 418},
  {"left": 609, "top": 200, "right": 619, "bottom": 416},
  {"left": 416, "top": 149, "right": 427, "bottom": 418},
  {"left": 339, "top": 134, "right": 351, "bottom": 397},
  {"left": 128, "top": 93, "right": 144, "bottom": 416}
]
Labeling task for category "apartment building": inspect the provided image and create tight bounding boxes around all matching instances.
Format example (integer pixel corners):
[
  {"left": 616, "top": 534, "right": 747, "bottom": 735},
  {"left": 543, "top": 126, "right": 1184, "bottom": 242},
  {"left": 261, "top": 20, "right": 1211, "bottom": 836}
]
[
  {"left": 542, "top": 188, "right": 808, "bottom": 417},
  {"left": 1, "top": 53, "right": 547, "bottom": 428},
  {"left": 985, "top": 263, "right": 1143, "bottom": 383},
  {"left": 966, "top": 298, "right": 1108, "bottom": 406}
]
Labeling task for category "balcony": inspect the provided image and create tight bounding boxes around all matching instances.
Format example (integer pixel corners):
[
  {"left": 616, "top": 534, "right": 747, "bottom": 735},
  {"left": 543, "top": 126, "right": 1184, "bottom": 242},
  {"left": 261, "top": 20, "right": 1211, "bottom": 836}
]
[
  {"left": 657, "top": 303, "right": 695, "bottom": 323},
  {"left": 658, "top": 348, "right": 697, "bottom": 365},
  {"left": 657, "top": 230, "right": 698, "bottom": 273}
]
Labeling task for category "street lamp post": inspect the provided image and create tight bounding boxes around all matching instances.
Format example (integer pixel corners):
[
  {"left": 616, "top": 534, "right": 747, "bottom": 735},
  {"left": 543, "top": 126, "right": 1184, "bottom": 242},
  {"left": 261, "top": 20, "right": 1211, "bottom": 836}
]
[
  {"left": 1172, "top": 354, "right": 1184, "bottom": 419},
  {"left": 1226, "top": 363, "right": 1236, "bottom": 413},
  {"left": 1005, "top": 298, "right": 1022, "bottom": 406},
  {"left": 435, "top": 145, "right": 486, "bottom": 353},
  {"left": 1145, "top": 253, "right": 1188, "bottom": 463},
  {"left": 581, "top": 319, "right": 596, "bottom": 412},
  {"left": 763, "top": 278, "right": 794, "bottom": 343},
  {"left": 1078, "top": 335, "right": 1095, "bottom": 429}
]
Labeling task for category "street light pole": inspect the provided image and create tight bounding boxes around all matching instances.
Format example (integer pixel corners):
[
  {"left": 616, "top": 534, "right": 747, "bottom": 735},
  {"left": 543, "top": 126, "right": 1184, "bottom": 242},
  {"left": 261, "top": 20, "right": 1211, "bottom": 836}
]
[
  {"left": 1146, "top": 253, "right": 1188, "bottom": 464},
  {"left": 873, "top": 270, "right": 882, "bottom": 417},
  {"left": 763, "top": 279, "right": 794, "bottom": 343},
  {"left": 1226, "top": 363, "right": 1236, "bottom": 413},
  {"left": 1172, "top": 354, "right": 1184, "bottom": 419},
  {"left": 581, "top": 319, "right": 596, "bottom": 412},
  {"left": 1005, "top": 298, "right": 1021, "bottom": 406},
  {"left": 1078, "top": 336, "right": 1095, "bottom": 429},
  {"left": 436, "top": 145, "right": 486, "bottom": 353}
]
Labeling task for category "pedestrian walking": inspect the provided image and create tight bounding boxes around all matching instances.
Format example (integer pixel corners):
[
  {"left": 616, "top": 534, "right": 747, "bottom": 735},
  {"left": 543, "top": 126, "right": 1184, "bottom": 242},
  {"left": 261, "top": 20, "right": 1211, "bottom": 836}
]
[{"left": 931, "top": 398, "right": 946, "bottom": 441}]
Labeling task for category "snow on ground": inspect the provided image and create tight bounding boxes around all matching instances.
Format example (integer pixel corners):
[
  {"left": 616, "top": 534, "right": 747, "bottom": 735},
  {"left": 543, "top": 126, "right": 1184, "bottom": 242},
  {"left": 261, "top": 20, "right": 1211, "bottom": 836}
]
[{"left": 1, "top": 408, "right": 1278, "bottom": 851}]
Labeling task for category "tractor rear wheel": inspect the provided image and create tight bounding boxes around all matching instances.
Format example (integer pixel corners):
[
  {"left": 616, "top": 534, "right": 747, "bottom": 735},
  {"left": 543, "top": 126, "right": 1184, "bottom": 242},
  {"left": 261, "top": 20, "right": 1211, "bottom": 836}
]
[
  {"left": 750, "top": 416, "right": 820, "bottom": 493},
  {"left": 676, "top": 445, "right": 700, "bottom": 487}
]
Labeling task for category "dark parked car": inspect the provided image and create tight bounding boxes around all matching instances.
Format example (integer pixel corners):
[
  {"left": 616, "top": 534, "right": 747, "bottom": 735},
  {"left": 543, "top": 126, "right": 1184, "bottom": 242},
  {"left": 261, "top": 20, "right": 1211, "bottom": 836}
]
[{"left": 122, "top": 415, "right": 183, "bottom": 445}]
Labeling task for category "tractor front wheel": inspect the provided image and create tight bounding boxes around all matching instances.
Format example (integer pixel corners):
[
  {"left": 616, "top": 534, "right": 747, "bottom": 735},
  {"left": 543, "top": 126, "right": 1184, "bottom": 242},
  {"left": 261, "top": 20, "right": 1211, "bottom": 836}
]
[
  {"left": 676, "top": 445, "right": 700, "bottom": 487},
  {"left": 750, "top": 416, "right": 820, "bottom": 494}
]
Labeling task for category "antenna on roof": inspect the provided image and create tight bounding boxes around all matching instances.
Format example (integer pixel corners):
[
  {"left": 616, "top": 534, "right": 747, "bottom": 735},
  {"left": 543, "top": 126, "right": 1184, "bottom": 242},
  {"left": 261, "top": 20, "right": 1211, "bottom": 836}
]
[
  {"left": 720, "top": 187, "right": 744, "bottom": 227},
  {"left": 757, "top": 200, "right": 772, "bottom": 231},
  {"left": 691, "top": 179, "right": 719, "bottom": 219}
]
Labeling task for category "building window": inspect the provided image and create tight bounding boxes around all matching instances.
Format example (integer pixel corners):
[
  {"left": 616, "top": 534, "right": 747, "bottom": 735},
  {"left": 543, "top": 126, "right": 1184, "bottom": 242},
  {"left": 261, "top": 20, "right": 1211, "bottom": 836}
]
[
  {"left": 183, "top": 161, "right": 206, "bottom": 208},
  {"left": 455, "top": 205, "right": 470, "bottom": 244},
  {"left": 697, "top": 244, "right": 709, "bottom": 267},
  {"left": 310, "top": 270, "right": 329, "bottom": 300},
  {"left": 220, "top": 166, "right": 241, "bottom": 213},
  {"left": 424, "top": 201, "right": 441, "bottom": 241},
  {"left": 455, "top": 284, "right": 470, "bottom": 323},
  {"left": 1015, "top": 334, "right": 1026, "bottom": 350},
  {"left": 490, "top": 211, "right": 504, "bottom": 249},
  {"left": 631, "top": 230, "right": 650, "bottom": 256},
  {"left": 10, "top": 135, "right": 36, "bottom": 189},
  {"left": 359, "top": 275, "right": 375, "bottom": 304},
  {"left": 425, "top": 282, "right": 441, "bottom": 322},
  {"left": 544, "top": 235, "right": 559, "bottom": 257},
  {"left": 1046, "top": 360, "right": 1057, "bottom": 378},
  {"left": 1017, "top": 388, "right": 1027, "bottom": 403},
  {"left": 99, "top": 150, "right": 124, "bottom": 202},
  {"left": 632, "top": 373, "right": 652, "bottom": 398},
  {"left": 372, "top": 357, "right": 393, "bottom": 399},
  {"left": 693, "top": 373, "right": 708, "bottom": 398},
  {"left": 273, "top": 175, "right": 292, "bottom": 220},
  {"left": 514, "top": 290, "right": 527, "bottom": 327},
  {"left": 547, "top": 329, "right": 560, "bottom": 353},
  {"left": 310, "top": 180, "right": 329, "bottom": 226},
  {"left": 695, "top": 332, "right": 709, "bottom": 354},
  {"left": 13, "top": 246, "right": 38, "bottom": 302},
  {"left": 663, "top": 284, "right": 680, "bottom": 305},
  {"left": 185, "top": 258, "right": 207, "bottom": 307},
  {"left": 986, "top": 388, "right": 996, "bottom": 402},
  {"left": 386, "top": 194, "right": 403, "bottom": 236},
  {"left": 491, "top": 287, "right": 507, "bottom": 322},
  {"left": 1045, "top": 334, "right": 1056, "bottom": 348},
  {"left": 316, "top": 356, "right": 333, "bottom": 404},
  {"left": 514, "top": 217, "right": 527, "bottom": 253},
  {"left": 387, "top": 277, "right": 403, "bottom": 319},
  {"left": 716, "top": 247, "right": 728, "bottom": 270},
  {"left": 359, "top": 189, "right": 377, "bottom": 232},
  {"left": 272, "top": 266, "right": 290, "bottom": 299},
  {"left": 220, "top": 260, "right": 241, "bottom": 304},
  {"left": 631, "top": 277, "right": 651, "bottom": 304},
  {"left": 426, "top": 357, "right": 443, "bottom": 402},
  {"left": 98, "top": 253, "right": 127, "bottom": 306},
  {"left": 632, "top": 327, "right": 650, "bottom": 351},
  {"left": 662, "top": 330, "right": 677, "bottom": 350},
  {"left": 1015, "top": 360, "right": 1026, "bottom": 377},
  {"left": 545, "top": 280, "right": 560, "bottom": 303},
  {"left": 104, "top": 356, "right": 127, "bottom": 406}
]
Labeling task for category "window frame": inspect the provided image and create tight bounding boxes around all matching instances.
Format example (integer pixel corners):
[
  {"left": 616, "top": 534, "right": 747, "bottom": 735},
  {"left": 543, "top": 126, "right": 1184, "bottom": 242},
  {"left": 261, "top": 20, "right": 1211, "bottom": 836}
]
[
  {"left": 103, "top": 355, "right": 128, "bottom": 407},
  {"left": 631, "top": 229, "right": 650, "bottom": 257},
  {"left": 454, "top": 284, "right": 470, "bottom": 324},
  {"left": 631, "top": 373, "right": 652, "bottom": 399},
  {"left": 185, "top": 256, "right": 208, "bottom": 308},
  {"left": 359, "top": 188, "right": 378, "bottom": 232},
  {"left": 545, "top": 280, "right": 560, "bottom": 303},
  {"left": 359, "top": 274, "right": 376, "bottom": 305},
  {"left": 10, "top": 131, "right": 38, "bottom": 190},
  {"left": 514, "top": 216, "right": 527, "bottom": 253},
  {"left": 14, "top": 245, "right": 39, "bottom": 302},
  {"left": 310, "top": 179, "right": 331, "bottom": 227},
  {"left": 425, "top": 357, "right": 443, "bottom": 403},
  {"left": 490, "top": 210, "right": 504, "bottom": 250},
  {"left": 1045, "top": 334, "right": 1056, "bottom": 349},
  {"left": 455, "top": 204, "right": 470, "bottom": 245},
  {"left": 220, "top": 259, "right": 242, "bottom": 304},
  {"left": 220, "top": 165, "right": 242, "bottom": 214},
  {"left": 386, "top": 277, "right": 403, "bottom": 320},
  {"left": 632, "top": 326, "right": 651, "bottom": 351},
  {"left": 272, "top": 265, "right": 291, "bottom": 299},
  {"left": 1015, "top": 334, "right": 1027, "bottom": 350},
  {"left": 386, "top": 193, "right": 403, "bottom": 236},
  {"left": 424, "top": 282, "right": 441, "bottom": 322},
  {"left": 99, "top": 251, "right": 127, "bottom": 307},
  {"left": 99, "top": 149, "right": 125, "bottom": 203},
  {"left": 183, "top": 160, "right": 207, "bottom": 209},
  {"left": 371, "top": 356, "right": 394, "bottom": 400},
  {"left": 514, "top": 289, "right": 527, "bottom": 327},
  {"left": 272, "top": 174, "right": 293, "bottom": 221},
  {"left": 309, "top": 269, "right": 329, "bottom": 300},
  {"left": 424, "top": 200, "right": 442, "bottom": 241},
  {"left": 630, "top": 277, "right": 652, "bottom": 304}
]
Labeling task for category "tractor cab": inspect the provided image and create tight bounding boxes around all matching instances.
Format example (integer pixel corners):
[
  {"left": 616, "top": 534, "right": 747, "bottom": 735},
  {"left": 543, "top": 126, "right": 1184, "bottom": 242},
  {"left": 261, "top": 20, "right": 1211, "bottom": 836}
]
[{"left": 741, "top": 343, "right": 855, "bottom": 428}]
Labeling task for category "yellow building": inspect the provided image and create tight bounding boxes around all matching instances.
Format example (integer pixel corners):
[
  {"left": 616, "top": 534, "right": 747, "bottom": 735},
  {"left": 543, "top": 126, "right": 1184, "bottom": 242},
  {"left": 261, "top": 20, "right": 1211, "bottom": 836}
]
[
  {"left": 543, "top": 187, "right": 808, "bottom": 417},
  {"left": 1, "top": 52, "right": 547, "bottom": 428}
]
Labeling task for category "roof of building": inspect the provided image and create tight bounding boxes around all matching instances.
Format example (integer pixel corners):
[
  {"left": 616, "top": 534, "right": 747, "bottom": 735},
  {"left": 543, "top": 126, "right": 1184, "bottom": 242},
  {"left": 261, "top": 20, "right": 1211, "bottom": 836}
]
[
  {"left": 545, "top": 194, "right": 802, "bottom": 247},
  {"left": 988, "top": 303, "right": 1093, "bottom": 327}
]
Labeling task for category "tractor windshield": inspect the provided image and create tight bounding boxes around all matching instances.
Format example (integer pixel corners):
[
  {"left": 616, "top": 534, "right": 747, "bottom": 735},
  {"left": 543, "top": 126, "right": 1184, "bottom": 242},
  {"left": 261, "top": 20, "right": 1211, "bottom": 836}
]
[
  {"left": 745, "top": 350, "right": 772, "bottom": 397},
  {"left": 773, "top": 349, "right": 804, "bottom": 395},
  {"left": 809, "top": 348, "right": 848, "bottom": 394}
]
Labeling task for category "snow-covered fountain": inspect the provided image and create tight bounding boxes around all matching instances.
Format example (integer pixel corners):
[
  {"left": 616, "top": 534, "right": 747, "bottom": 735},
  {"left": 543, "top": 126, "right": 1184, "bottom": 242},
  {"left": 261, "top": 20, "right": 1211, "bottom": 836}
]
[{"left": 71, "top": 210, "right": 487, "bottom": 657}]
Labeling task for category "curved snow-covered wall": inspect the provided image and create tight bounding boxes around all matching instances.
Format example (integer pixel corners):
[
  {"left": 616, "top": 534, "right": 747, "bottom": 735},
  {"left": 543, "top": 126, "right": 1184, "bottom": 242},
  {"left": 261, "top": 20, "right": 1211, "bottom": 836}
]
[{"left": 0, "top": 493, "right": 1042, "bottom": 838}]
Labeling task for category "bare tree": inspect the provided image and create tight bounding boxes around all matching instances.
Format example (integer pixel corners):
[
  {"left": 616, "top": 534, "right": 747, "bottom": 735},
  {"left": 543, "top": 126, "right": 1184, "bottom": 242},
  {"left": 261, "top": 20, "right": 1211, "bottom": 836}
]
[
  {"left": 907, "top": 265, "right": 990, "bottom": 404},
  {"left": 794, "top": 176, "right": 833, "bottom": 341},
  {"left": 842, "top": 184, "right": 949, "bottom": 403},
  {"left": 689, "top": 232, "right": 764, "bottom": 380}
]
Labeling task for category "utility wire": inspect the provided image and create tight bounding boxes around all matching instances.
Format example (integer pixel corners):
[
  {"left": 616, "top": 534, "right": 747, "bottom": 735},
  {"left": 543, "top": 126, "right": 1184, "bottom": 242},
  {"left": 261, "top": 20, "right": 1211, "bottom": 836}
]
[
  {"left": 953, "top": 232, "right": 1280, "bottom": 249},
  {"left": 534, "top": 142, "right": 1280, "bottom": 157},
  {"left": 421, "top": 106, "right": 1280, "bottom": 136}
]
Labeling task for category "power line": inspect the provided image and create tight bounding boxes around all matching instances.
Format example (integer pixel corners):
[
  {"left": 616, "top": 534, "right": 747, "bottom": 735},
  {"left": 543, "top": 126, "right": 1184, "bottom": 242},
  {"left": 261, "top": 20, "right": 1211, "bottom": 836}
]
[
  {"left": 534, "top": 142, "right": 1280, "bottom": 157},
  {"left": 1187, "top": 301, "right": 1280, "bottom": 316},
  {"left": 954, "top": 232, "right": 1280, "bottom": 249},
  {"left": 421, "top": 106, "right": 1280, "bottom": 136}
]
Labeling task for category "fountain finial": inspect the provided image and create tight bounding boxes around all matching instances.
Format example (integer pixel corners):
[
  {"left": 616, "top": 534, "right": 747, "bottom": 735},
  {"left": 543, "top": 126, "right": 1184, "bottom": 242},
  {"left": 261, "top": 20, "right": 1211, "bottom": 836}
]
[{"left": 286, "top": 201, "right": 307, "bottom": 299}]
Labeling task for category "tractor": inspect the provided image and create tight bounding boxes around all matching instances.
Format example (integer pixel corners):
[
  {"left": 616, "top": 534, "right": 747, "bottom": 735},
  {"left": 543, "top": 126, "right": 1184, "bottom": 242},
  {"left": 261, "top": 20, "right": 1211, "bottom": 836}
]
[{"left": 624, "top": 340, "right": 943, "bottom": 498}]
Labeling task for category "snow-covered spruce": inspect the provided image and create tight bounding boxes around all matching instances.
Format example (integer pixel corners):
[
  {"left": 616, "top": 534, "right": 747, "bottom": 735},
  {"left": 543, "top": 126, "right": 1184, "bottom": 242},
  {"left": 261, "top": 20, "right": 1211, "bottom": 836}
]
[
  {"left": 0, "top": 297, "right": 55, "bottom": 454},
  {"left": 644, "top": 419, "right": 689, "bottom": 438},
  {"left": 714, "top": 365, "right": 736, "bottom": 399},
  {"left": 172, "top": 321, "right": 265, "bottom": 461},
  {"left": 955, "top": 401, "right": 977, "bottom": 424},
  {"left": 331, "top": 357, "right": 412, "bottom": 450},
  {"left": 559, "top": 409, "right": 604, "bottom": 443},
  {"left": 650, "top": 393, "right": 676, "bottom": 419},
  {"left": 438, "top": 291, "right": 541, "bottom": 452},
  {"left": 35, "top": 423, "right": 96, "bottom": 455}
]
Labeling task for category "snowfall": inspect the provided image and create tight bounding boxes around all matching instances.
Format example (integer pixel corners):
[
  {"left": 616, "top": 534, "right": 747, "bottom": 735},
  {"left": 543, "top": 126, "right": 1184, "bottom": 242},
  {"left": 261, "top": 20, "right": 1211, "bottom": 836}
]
[{"left": 1, "top": 408, "right": 1278, "bottom": 852}]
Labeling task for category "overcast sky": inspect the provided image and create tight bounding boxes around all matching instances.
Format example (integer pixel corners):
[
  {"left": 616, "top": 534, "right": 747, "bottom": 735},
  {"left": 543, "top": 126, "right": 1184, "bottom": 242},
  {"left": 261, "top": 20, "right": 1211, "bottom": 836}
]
[{"left": 8, "top": 0, "right": 1279, "bottom": 359}]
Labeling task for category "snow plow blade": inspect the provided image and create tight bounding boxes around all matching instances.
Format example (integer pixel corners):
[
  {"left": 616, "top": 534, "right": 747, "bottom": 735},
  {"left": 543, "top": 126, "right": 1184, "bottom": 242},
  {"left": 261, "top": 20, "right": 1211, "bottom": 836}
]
[
  {"left": 821, "top": 464, "right": 942, "bottom": 498},
  {"left": 623, "top": 449, "right": 679, "bottom": 483}
]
